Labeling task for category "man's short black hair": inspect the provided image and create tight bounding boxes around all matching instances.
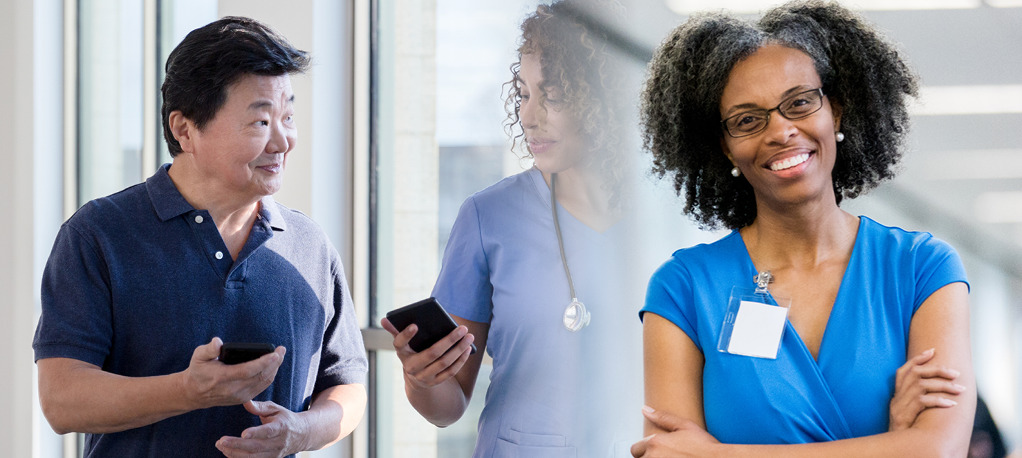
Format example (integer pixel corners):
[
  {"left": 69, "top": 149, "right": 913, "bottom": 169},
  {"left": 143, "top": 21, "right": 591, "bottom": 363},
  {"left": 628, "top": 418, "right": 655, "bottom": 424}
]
[{"left": 161, "top": 16, "right": 310, "bottom": 157}]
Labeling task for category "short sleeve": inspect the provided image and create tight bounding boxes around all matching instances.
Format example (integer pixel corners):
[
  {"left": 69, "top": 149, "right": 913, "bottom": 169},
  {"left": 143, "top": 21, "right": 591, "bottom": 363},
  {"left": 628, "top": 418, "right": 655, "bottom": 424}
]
[
  {"left": 432, "top": 196, "right": 494, "bottom": 323},
  {"left": 912, "top": 235, "right": 969, "bottom": 313},
  {"left": 640, "top": 255, "right": 703, "bottom": 352},
  {"left": 315, "top": 254, "right": 369, "bottom": 392},
  {"left": 33, "top": 220, "right": 115, "bottom": 366}
]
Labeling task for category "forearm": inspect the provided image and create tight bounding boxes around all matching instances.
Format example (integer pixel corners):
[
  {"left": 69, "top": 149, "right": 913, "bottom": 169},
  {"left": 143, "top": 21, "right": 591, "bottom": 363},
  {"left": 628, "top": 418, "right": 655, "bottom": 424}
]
[
  {"left": 297, "top": 384, "right": 368, "bottom": 451},
  {"left": 38, "top": 358, "right": 194, "bottom": 434},
  {"left": 707, "top": 385, "right": 974, "bottom": 458},
  {"left": 720, "top": 425, "right": 971, "bottom": 458},
  {"left": 405, "top": 376, "right": 470, "bottom": 427}
]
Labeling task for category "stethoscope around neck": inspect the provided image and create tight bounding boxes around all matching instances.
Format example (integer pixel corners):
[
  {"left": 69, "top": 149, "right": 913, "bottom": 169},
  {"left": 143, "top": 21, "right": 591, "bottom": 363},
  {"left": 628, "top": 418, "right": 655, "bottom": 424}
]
[{"left": 550, "top": 173, "right": 591, "bottom": 332}]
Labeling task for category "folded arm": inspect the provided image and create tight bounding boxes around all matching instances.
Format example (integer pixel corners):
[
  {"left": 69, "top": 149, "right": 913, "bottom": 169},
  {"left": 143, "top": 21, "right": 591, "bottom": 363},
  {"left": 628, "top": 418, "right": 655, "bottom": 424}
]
[{"left": 634, "top": 282, "right": 974, "bottom": 458}]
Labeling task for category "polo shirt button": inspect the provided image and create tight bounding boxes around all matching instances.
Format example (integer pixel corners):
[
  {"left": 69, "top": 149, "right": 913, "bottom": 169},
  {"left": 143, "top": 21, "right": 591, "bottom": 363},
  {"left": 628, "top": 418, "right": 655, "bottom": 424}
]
[
  {"left": 215, "top": 251, "right": 224, "bottom": 259},
  {"left": 195, "top": 215, "right": 204, "bottom": 224}
]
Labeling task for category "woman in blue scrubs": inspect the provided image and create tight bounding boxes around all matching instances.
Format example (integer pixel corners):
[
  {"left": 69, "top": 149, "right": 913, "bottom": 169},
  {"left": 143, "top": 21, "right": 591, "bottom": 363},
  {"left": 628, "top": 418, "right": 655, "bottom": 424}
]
[
  {"left": 632, "top": 1, "right": 974, "bottom": 457},
  {"left": 382, "top": 2, "right": 651, "bottom": 456}
]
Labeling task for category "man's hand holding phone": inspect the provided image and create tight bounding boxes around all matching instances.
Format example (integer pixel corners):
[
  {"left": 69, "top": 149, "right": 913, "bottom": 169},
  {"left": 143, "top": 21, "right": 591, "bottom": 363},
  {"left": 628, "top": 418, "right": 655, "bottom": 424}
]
[
  {"left": 381, "top": 298, "right": 477, "bottom": 390},
  {"left": 179, "top": 337, "right": 286, "bottom": 410}
]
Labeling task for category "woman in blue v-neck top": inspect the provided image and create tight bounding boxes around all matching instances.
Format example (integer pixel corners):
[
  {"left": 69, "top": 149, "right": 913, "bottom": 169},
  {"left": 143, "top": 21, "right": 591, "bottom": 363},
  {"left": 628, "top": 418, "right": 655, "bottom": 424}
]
[{"left": 633, "top": 1, "right": 974, "bottom": 457}]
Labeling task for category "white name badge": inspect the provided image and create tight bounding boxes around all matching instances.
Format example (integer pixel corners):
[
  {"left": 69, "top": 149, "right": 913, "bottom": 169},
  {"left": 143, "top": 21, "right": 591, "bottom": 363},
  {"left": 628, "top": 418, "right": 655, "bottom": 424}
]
[
  {"left": 718, "top": 285, "right": 791, "bottom": 360},
  {"left": 727, "top": 300, "right": 788, "bottom": 359}
]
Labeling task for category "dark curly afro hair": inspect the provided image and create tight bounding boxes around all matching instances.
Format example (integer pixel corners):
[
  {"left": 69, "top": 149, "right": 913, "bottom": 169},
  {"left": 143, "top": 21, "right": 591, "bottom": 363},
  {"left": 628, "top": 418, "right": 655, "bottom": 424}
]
[{"left": 641, "top": 0, "right": 918, "bottom": 230}]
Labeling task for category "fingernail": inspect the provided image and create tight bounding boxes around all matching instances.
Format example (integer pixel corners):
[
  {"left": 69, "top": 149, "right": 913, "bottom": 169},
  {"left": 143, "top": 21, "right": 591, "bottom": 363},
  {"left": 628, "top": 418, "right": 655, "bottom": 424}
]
[
  {"left": 643, "top": 434, "right": 656, "bottom": 442},
  {"left": 954, "top": 384, "right": 967, "bottom": 391},
  {"left": 642, "top": 405, "right": 655, "bottom": 415},
  {"left": 924, "top": 348, "right": 935, "bottom": 355},
  {"left": 949, "top": 369, "right": 961, "bottom": 378},
  {"left": 940, "top": 398, "right": 957, "bottom": 407}
]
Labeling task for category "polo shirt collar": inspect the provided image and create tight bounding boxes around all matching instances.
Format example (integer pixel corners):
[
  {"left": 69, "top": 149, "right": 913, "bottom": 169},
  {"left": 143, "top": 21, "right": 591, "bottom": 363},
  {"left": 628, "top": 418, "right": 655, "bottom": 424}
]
[
  {"left": 146, "top": 163, "right": 287, "bottom": 232},
  {"left": 258, "top": 195, "right": 287, "bottom": 232},
  {"left": 147, "top": 164, "right": 194, "bottom": 222}
]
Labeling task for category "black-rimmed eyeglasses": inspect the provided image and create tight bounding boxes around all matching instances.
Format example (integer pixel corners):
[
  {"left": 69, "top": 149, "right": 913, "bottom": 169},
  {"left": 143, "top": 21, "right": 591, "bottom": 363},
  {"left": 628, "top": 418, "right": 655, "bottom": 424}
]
[{"left": 721, "top": 88, "right": 825, "bottom": 138}]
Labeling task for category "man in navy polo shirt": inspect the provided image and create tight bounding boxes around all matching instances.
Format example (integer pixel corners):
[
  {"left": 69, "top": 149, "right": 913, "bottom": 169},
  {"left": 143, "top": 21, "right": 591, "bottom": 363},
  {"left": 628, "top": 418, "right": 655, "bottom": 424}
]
[{"left": 33, "top": 17, "right": 368, "bottom": 457}]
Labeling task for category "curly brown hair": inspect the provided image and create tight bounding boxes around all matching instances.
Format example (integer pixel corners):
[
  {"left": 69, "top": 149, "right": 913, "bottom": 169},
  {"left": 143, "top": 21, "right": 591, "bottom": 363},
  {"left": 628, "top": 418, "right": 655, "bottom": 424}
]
[
  {"left": 504, "top": 1, "right": 628, "bottom": 204},
  {"left": 641, "top": 0, "right": 918, "bottom": 230}
]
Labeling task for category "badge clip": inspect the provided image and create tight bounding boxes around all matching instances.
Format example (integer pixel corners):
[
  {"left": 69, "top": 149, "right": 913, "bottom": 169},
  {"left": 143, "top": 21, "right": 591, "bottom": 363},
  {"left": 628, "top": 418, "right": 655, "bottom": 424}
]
[{"left": 754, "top": 270, "right": 774, "bottom": 294}]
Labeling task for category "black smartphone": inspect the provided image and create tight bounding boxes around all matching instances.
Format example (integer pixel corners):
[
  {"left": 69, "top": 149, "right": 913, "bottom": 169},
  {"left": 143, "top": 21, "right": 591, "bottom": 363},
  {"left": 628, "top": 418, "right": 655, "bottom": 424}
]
[
  {"left": 386, "top": 297, "right": 477, "bottom": 354},
  {"left": 219, "top": 342, "right": 275, "bottom": 365}
]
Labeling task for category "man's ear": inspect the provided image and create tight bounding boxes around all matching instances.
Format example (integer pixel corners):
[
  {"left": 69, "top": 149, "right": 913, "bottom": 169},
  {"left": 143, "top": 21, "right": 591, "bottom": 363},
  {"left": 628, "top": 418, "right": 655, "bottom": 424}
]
[{"left": 168, "top": 111, "right": 196, "bottom": 154}]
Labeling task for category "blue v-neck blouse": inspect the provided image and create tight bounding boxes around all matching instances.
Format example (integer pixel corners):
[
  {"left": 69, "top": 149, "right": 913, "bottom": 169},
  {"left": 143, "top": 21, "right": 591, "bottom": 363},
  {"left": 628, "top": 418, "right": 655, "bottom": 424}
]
[{"left": 640, "top": 216, "right": 968, "bottom": 444}]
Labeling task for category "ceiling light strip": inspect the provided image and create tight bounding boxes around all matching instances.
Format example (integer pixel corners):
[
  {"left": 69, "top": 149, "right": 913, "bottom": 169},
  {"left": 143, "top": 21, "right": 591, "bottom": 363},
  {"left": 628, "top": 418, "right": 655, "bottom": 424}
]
[{"left": 910, "top": 85, "right": 1022, "bottom": 116}]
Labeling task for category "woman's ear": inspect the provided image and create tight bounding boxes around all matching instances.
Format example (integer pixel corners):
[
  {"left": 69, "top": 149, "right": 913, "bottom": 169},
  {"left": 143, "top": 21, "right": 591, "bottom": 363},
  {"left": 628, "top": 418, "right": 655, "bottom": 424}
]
[
  {"left": 168, "top": 111, "right": 196, "bottom": 154},
  {"left": 830, "top": 99, "right": 843, "bottom": 133},
  {"left": 720, "top": 137, "right": 736, "bottom": 167}
]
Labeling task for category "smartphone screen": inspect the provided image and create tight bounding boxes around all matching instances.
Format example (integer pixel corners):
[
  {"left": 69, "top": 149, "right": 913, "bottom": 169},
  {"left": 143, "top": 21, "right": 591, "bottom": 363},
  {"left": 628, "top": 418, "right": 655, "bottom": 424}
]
[
  {"left": 219, "top": 342, "right": 275, "bottom": 365},
  {"left": 386, "top": 297, "right": 476, "bottom": 354}
]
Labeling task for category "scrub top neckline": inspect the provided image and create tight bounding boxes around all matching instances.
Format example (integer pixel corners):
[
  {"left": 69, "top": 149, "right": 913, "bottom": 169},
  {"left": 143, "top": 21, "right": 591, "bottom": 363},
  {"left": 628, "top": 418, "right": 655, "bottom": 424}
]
[
  {"left": 527, "top": 167, "right": 625, "bottom": 236},
  {"left": 732, "top": 215, "right": 866, "bottom": 363}
]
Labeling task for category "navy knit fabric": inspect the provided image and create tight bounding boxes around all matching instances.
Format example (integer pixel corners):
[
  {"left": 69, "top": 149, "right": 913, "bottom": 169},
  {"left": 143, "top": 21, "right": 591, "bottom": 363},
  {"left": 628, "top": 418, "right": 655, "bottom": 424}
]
[{"left": 34, "top": 164, "right": 367, "bottom": 457}]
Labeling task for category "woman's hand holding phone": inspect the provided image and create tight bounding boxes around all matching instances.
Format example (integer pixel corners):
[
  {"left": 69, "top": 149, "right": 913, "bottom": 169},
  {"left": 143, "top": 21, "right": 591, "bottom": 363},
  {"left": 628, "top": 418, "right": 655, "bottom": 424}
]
[
  {"left": 382, "top": 298, "right": 489, "bottom": 427},
  {"left": 381, "top": 316, "right": 476, "bottom": 390}
]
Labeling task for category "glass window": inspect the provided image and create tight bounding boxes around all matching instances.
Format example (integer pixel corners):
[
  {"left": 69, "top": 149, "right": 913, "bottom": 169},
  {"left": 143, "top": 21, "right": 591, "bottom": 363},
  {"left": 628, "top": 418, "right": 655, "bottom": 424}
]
[
  {"left": 368, "top": 1, "right": 535, "bottom": 455},
  {"left": 77, "top": 0, "right": 145, "bottom": 204}
]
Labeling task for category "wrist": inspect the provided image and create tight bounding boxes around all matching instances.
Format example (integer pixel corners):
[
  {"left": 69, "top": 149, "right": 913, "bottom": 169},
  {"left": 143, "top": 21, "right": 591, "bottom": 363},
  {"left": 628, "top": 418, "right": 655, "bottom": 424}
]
[
  {"left": 292, "top": 403, "right": 334, "bottom": 452},
  {"left": 711, "top": 443, "right": 736, "bottom": 458},
  {"left": 297, "top": 412, "right": 317, "bottom": 452},
  {"left": 173, "top": 370, "right": 202, "bottom": 412}
]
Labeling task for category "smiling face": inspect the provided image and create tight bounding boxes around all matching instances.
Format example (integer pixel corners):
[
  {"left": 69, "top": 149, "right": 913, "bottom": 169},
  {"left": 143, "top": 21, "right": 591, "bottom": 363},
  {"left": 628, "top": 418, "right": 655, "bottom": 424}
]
[
  {"left": 518, "top": 53, "right": 586, "bottom": 175},
  {"left": 189, "top": 73, "right": 297, "bottom": 202},
  {"left": 719, "top": 44, "right": 842, "bottom": 210}
]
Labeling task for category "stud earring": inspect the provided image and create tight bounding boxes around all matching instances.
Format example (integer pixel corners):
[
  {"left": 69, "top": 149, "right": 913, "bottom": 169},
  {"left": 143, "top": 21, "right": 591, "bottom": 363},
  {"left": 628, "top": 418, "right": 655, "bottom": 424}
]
[
  {"left": 836, "top": 131, "right": 845, "bottom": 142},
  {"left": 731, "top": 167, "right": 741, "bottom": 177}
]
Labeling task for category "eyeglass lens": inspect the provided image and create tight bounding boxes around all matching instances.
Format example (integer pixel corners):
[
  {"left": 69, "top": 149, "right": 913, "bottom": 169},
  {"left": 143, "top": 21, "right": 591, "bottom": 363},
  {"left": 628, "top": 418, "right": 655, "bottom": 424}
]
[{"left": 723, "top": 88, "right": 824, "bottom": 137}]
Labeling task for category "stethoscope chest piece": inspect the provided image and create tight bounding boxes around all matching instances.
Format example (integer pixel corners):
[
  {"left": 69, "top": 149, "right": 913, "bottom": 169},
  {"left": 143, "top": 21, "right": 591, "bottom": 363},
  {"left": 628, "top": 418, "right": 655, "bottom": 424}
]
[{"left": 563, "top": 298, "right": 590, "bottom": 332}]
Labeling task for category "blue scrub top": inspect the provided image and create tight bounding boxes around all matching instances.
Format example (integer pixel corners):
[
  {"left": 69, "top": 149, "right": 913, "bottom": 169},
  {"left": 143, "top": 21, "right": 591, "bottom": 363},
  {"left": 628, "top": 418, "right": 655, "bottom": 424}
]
[
  {"left": 641, "top": 216, "right": 968, "bottom": 443},
  {"left": 433, "top": 168, "right": 651, "bottom": 457}
]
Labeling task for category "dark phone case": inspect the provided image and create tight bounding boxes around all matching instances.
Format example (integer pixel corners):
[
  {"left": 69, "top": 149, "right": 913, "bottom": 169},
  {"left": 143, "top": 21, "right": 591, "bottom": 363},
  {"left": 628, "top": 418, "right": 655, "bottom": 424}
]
[
  {"left": 386, "top": 297, "right": 476, "bottom": 354},
  {"left": 219, "top": 342, "right": 275, "bottom": 365}
]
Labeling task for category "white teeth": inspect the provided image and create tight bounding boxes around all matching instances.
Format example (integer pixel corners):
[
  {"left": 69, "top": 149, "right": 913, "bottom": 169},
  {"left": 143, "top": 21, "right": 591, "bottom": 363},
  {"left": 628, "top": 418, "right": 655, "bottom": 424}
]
[{"left": 769, "top": 153, "right": 810, "bottom": 171}]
